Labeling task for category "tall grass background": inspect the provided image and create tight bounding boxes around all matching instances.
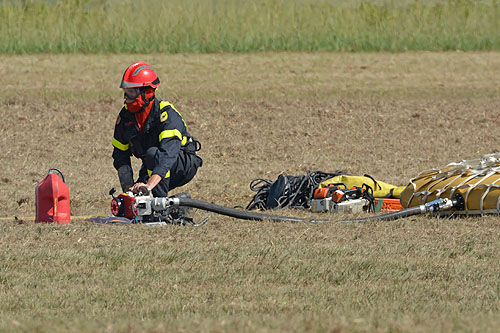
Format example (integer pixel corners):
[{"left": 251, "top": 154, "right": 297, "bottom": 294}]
[{"left": 1, "top": 0, "right": 499, "bottom": 53}]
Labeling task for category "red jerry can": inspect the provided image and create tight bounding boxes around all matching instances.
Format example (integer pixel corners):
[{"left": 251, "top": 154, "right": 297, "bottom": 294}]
[{"left": 35, "top": 168, "right": 71, "bottom": 224}]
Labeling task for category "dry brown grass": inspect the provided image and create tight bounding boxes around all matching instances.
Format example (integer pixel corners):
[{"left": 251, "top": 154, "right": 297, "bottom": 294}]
[{"left": 1, "top": 52, "right": 500, "bottom": 331}]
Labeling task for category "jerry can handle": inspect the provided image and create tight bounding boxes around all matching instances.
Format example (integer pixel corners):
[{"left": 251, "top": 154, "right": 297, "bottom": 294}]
[{"left": 48, "top": 168, "right": 65, "bottom": 183}]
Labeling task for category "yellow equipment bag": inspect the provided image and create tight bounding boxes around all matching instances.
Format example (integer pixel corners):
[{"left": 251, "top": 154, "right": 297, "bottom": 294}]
[
  {"left": 400, "top": 153, "right": 500, "bottom": 214},
  {"left": 319, "top": 175, "right": 405, "bottom": 198}
]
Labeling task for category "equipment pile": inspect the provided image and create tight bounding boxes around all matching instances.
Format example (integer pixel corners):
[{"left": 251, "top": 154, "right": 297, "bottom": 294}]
[
  {"left": 104, "top": 170, "right": 407, "bottom": 225},
  {"left": 95, "top": 153, "right": 500, "bottom": 226},
  {"left": 246, "top": 171, "right": 404, "bottom": 215}
]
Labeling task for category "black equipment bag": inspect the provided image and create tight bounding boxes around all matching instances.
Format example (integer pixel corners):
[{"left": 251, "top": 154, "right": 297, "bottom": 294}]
[{"left": 246, "top": 170, "right": 345, "bottom": 211}]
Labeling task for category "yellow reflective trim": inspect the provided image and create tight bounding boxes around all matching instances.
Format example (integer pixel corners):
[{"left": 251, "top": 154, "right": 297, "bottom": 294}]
[
  {"left": 160, "top": 101, "right": 188, "bottom": 130},
  {"left": 112, "top": 138, "right": 129, "bottom": 151},
  {"left": 159, "top": 101, "right": 169, "bottom": 109},
  {"left": 147, "top": 169, "right": 170, "bottom": 178},
  {"left": 181, "top": 136, "right": 188, "bottom": 146},
  {"left": 159, "top": 129, "right": 183, "bottom": 142},
  {"left": 160, "top": 111, "right": 168, "bottom": 122}
]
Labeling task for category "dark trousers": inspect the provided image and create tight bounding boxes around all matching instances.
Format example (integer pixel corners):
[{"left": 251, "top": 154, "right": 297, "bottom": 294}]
[{"left": 138, "top": 147, "right": 202, "bottom": 197}]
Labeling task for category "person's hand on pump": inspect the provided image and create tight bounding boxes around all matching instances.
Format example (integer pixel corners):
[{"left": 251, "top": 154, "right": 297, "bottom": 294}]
[{"left": 129, "top": 174, "right": 162, "bottom": 195}]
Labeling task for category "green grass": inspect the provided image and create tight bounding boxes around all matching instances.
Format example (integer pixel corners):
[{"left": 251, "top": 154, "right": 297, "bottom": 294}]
[
  {"left": 2, "top": 218, "right": 500, "bottom": 332},
  {"left": 1, "top": 0, "right": 499, "bottom": 53}
]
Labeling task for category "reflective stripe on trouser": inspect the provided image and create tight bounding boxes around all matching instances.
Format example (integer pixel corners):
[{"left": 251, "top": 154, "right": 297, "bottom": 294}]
[{"left": 138, "top": 146, "right": 202, "bottom": 197}]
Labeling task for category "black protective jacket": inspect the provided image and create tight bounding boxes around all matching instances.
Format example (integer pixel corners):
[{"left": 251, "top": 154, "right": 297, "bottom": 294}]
[{"left": 112, "top": 98, "right": 197, "bottom": 179}]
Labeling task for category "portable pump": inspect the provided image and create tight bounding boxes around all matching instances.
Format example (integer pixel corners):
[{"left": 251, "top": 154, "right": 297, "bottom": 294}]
[
  {"left": 109, "top": 188, "right": 197, "bottom": 225},
  {"left": 110, "top": 189, "right": 137, "bottom": 219}
]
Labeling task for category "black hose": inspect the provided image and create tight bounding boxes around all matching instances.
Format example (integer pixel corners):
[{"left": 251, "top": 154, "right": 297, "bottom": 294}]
[
  {"left": 169, "top": 196, "right": 459, "bottom": 224},
  {"left": 176, "top": 197, "right": 331, "bottom": 223},
  {"left": 341, "top": 195, "right": 463, "bottom": 223},
  {"left": 340, "top": 206, "right": 424, "bottom": 223}
]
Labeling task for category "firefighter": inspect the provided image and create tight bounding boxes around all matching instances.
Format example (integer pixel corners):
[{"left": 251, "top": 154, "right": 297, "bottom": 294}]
[{"left": 112, "top": 62, "right": 202, "bottom": 197}]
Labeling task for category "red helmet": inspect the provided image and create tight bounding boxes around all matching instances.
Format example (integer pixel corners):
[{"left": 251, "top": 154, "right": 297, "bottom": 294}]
[{"left": 120, "top": 62, "right": 160, "bottom": 89}]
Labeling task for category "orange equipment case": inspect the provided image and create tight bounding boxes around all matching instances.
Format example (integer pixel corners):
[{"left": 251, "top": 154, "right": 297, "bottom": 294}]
[{"left": 374, "top": 198, "right": 402, "bottom": 213}]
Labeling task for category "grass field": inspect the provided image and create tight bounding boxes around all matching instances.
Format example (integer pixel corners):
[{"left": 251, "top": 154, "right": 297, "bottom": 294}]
[
  {"left": 1, "top": 0, "right": 499, "bottom": 53},
  {"left": 1, "top": 52, "right": 500, "bottom": 331}
]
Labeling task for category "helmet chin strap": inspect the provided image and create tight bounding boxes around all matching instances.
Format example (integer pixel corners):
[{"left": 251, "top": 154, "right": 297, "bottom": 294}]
[{"left": 136, "top": 90, "right": 155, "bottom": 113}]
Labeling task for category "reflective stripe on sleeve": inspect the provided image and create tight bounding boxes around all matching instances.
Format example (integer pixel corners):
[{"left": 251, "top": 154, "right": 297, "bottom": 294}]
[
  {"left": 147, "top": 169, "right": 170, "bottom": 178},
  {"left": 159, "top": 129, "right": 183, "bottom": 142},
  {"left": 112, "top": 138, "right": 130, "bottom": 151}
]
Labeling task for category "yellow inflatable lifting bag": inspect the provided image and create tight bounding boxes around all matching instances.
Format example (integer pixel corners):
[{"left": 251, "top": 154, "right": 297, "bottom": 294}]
[
  {"left": 319, "top": 175, "right": 405, "bottom": 199},
  {"left": 400, "top": 153, "right": 500, "bottom": 214}
]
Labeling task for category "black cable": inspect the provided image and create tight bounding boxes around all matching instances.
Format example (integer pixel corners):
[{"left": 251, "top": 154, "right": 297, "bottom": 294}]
[
  {"left": 363, "top": 174, "right": 382, "bottom": 191},
  {"left": 360, "top": 183, "right": 376, "bottom": 213},
  {"left": 246, "top": 178, "right": 273, "bottom": 210},
  {"left": 246, "top": 170, "right": 345, "bottom": 210},
  {"left": 48, "top": 168, "right": 65, "bottom": 183}
]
